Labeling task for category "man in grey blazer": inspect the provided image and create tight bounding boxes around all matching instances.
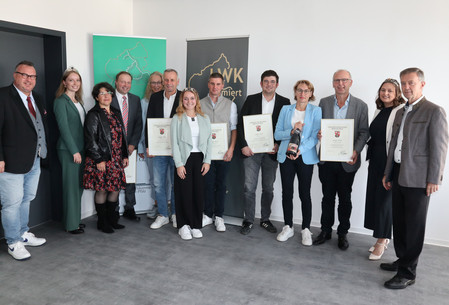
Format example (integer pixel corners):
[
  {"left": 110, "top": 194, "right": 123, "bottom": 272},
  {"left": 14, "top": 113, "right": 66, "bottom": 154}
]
[
  {"left": 313, "top": 69, "right": 369, "bottom": 250},
  {"left": 380, "top": 68, "right": 448, "bottom": 289},
  {"left": 111, "top": 71, "right": 143, "bottom": 221}
]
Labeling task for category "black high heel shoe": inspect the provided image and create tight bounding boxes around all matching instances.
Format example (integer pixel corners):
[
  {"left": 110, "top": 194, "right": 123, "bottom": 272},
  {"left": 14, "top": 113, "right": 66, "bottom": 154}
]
[{"left": 67, "top": 228, "right": 84, "bottom": 234}]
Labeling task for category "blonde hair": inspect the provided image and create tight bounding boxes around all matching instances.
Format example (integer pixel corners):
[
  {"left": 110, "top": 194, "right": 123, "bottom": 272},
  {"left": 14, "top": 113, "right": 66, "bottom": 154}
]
[
  {"left": 143, "top": 71, "right": 163, "bottom": 100},
  {"left": 55, "top": 67, "right": 83, "bottom": 104},
  {"left": 176, "top": 88, "right": 204, "bottom": 117}
]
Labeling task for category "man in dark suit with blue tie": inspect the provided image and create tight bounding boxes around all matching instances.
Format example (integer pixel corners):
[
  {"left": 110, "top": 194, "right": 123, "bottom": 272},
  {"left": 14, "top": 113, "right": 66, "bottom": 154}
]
[
  {"left": 381, "top": 68, "right": 448, "bottom": 289},
  {"left": 111, "top": 71, "right": 142, "bottom": 221},
  {"left": 313, "top": 69, "right": 369, "bottom": 250},
  {"left": 0, "top": 61, "right": 48, "bottom": 260}
]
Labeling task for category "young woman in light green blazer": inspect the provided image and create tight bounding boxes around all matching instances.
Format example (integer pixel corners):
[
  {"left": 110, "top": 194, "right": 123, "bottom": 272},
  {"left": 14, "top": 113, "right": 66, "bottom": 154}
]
[{"left": 171, "top": 88, "right": 212, "bottom": 240}]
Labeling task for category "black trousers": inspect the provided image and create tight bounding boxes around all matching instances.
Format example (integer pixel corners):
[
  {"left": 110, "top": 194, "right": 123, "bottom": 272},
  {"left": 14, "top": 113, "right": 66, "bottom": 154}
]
[
  {"left": 392, "top": 163, "right": 430, "bottom": 280},
  {"left": 124, "top": 183, "right": 136, "bottom": 210},
  {"left": 279, "top": 156, "right": 314, "bottom": 228},
  {"left": 174, "top": 153, "right": 204, "bottom": 229},
  {"left": 318, "top": 162, "right": 356, "bottom": 235}
]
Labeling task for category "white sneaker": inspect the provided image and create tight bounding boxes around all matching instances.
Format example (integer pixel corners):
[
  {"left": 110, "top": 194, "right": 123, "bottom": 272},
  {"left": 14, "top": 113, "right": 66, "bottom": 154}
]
[
  {"left": 150, "top": 215, "right": 169, "bottom": 229},
  {"left": 301, "top": 228, "right": 313, "bottom": 246},
  {"left": 171, "top": 214, "right": 177, "bottom": 228},
  {"left": 277, "top": 225, "right": 294, "bottom": 242},
  {"left": 214, "top": 216, "right": 226, "bottom": 232},
  {"left": 202, "top": 214, "right": 213, "bottom": 227},
  {"left": 8, "top": 241, "right": 31, "bottom": 260},
  {"left": 178, "top": 225, "right": 192, "bottom": 240},
  {"left": 22, "top": 231, "right": 46, "bottom": 246},
  {"left": 190, "top": 227, "right": 203, "bottom": 238}
]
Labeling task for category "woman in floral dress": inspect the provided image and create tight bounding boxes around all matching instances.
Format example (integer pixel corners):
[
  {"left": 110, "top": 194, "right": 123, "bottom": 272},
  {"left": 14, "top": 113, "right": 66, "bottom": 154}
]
[{"left": 84, "top": 82, "right": 128, "bottom": 233}]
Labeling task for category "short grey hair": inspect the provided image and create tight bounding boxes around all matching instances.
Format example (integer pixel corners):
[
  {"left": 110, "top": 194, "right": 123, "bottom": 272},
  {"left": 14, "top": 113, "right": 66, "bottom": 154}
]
[
  {"left": 400, "top": 67, "right": 425, "bottom": 81},
  {"left": 333, "top": 69, "right": 352, "bottom": 80},
  {"left": 164, "top": 68, "right": 178, "bottom": 76}
]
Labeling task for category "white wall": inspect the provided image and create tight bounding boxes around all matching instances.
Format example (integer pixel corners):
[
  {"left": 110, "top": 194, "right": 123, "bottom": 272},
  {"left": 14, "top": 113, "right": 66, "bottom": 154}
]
[
  {"left": 133, "top": 0, "right": 449, "bottom": 246},
  {"left": 1, "top": 0, "right": 134, "bottom": 217}
]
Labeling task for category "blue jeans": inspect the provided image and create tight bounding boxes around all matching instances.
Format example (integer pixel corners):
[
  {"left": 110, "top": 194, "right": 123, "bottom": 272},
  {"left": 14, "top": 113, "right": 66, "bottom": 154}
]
[
  {"left": 144, "top": 155, "right": 171, "bottom": 201},
  {"left": 0, "top": 157, "right": 41, "bottom": 244},
  {"left": 243, "top": 154, "right": 278, "bottom": 223},
  {"left": 153, "top": 156, "right": 175, "bottom": 217}
]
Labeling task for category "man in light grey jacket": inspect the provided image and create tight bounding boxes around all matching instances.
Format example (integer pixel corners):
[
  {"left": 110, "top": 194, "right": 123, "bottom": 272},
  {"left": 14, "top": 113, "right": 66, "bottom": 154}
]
[
  {"left": 380, "top": 67, "right": 448, "bottom": 289},
  {"left": 313, "top": 69, "right": 369, "bottom": 250}
]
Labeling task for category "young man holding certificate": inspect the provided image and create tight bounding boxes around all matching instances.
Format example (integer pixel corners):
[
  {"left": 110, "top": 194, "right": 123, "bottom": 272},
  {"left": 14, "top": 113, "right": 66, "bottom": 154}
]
[
  {"left": 237, "top": 70, "right": 290, "bottom": 235},
  {"left": 200, "top": 73, "right": 238, "bottom": 232},
  {"left": 314, "top": 69, "right": 369, "bottom": 250}
]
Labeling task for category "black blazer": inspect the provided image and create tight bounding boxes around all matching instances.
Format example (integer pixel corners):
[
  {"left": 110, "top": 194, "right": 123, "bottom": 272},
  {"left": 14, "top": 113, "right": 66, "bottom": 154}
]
[
  {"left": 0, "top": 84, "right": 48, "bottom": 173},
  {"left": 145, "top": 90, "right": 181, "bottom": 147},
  {"left": 84, "top": 104, "right": 128, "bottom": 164},
  {"left": 111, "top": 92, "right": 142, "bottom": 148},
  {"left": 237, "top": 92, "right": 290, "bottom": 160}
]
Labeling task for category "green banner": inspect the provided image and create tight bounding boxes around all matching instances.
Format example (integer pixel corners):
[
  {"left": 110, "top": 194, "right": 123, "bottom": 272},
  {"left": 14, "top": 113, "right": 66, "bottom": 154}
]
[{"left": 93, "top": 35, "right": 166, "bottom": 98}]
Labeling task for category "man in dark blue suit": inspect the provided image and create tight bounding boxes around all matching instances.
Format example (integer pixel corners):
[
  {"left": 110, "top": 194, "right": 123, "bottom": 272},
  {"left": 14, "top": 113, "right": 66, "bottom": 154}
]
[
  {"left": 0, "top": 61, "right": 48, "bottom": 260},
  {"left": 111, "top": 71, "right": 142, "bottom": 221}
]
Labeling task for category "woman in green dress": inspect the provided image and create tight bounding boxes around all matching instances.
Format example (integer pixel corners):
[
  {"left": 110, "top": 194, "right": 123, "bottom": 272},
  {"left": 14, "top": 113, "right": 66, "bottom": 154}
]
[{"left": 54, "top": 67, "right": 86, "bottom": 234}]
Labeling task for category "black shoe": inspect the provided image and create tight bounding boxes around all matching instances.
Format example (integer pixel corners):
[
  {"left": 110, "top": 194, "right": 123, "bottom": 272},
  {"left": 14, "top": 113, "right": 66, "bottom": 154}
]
[
  {"left": 380, "top": 260, "right": 399, "bottom": 272},
  {"left": 123, "top": 209, "right": 141, "bottom": 221},
  {"left": 67, "top": 228, "right": 84, "bottom": 234},
  {"left": 260, "top": 220, "right": 277, "bottom": 233},
  {"left": 79, "top": 223, "right": 86, "bottom": 229},
  {"left": 338, "top": 234, "right": 349, "bottom": 250},
  {"left": 313, "top": 231, "right": 331, "bottom": 245},
  {"left": 384, "top": 275, "right": 415, "bottom": 289},
  {"left": 240, "top": 221, "right": 253, "bottom": 235}
]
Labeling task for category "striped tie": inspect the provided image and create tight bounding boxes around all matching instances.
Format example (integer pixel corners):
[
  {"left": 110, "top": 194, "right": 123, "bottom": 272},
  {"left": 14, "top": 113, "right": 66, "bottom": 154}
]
[{"left": 122, "top": 96, "right": 128, "bottom": 134}]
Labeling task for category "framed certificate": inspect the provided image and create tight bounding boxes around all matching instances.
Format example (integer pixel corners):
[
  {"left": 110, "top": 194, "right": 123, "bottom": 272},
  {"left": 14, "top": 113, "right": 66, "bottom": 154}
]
[
  {"left": 147, "top": 118, "right": 172, "bottom": 156},
  {"left": 210, "top": 123, "right": 229, "bottom": 160},
  {"left": 124, "top": 150, "right": 137, "bottom": 183},
  {"left": 320, "top": 119, "right": 354, "bottom": 162},
  {"left": 243, "top": 114, "right": 274, "bottom": 154}
]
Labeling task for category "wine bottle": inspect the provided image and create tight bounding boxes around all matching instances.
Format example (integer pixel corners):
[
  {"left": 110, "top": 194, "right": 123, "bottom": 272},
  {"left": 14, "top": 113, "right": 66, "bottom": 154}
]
[{"left": 286, "top": 128, "right": 301, "bottom": 156}]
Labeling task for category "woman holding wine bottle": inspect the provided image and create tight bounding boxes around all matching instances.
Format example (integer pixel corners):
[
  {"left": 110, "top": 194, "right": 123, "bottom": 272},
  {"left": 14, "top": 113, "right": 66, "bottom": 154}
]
[{"left": 274, "top": 80, "right": 322, "bottom": 245}]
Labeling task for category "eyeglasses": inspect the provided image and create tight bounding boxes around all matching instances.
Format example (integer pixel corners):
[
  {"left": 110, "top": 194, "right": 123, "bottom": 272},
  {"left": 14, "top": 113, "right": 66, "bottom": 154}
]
[
  {"left": 150, "top": 81, "right": 162, "bottom": 85},
  {"left": 15, "top": 71, "right": 37, "bottom": 80},
  {"left": 98, "top": 91, "right": 113, "bottom": 96},
  {"left": 296, "top": 89, "right": 311, "bottom": 94},
  {"left": 333, "top": 78, "right": 351, "bottom": 83},
  {"left": 182, "top": 87, "right": 197, "bottom": 93}
]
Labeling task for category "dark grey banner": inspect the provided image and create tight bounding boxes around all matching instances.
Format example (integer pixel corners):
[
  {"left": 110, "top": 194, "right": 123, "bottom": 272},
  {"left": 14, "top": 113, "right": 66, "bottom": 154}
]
[
  {"left": 186, "top": 36, "right": 248, "bottom": 111},
  {"left": 186, "top": 37, "right": 249, "bottom": 219}
]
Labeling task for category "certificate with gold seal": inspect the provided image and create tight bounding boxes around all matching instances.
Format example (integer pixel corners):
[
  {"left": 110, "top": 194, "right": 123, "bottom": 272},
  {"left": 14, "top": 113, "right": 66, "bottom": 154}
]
[
  {"left": 147, "top": 118, "right": 172, "bottom": 156},
  {"left": 320, "top": 119, "right": 354, "bottom": 162},
  {"left": 243, "top": 114, "right": 274, "bottom": 154},
  {"left": 210, "top": 123, "right": 229, "bottom": 160}
]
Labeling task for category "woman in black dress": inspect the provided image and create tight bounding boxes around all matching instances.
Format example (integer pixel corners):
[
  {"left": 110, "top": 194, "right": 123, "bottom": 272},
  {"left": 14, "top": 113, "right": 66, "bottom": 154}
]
[
  {"left": 84, "top": 82, "right": 129, "bottom": 233},
  {"left": 364, "top": 78, "right": 405, "bottom": 260}
]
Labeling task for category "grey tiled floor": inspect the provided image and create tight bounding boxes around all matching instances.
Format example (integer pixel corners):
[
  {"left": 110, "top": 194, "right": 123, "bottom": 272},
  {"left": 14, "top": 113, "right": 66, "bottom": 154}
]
[{"left": 1, "top": 217, "right": 448, "bottom": 305}]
